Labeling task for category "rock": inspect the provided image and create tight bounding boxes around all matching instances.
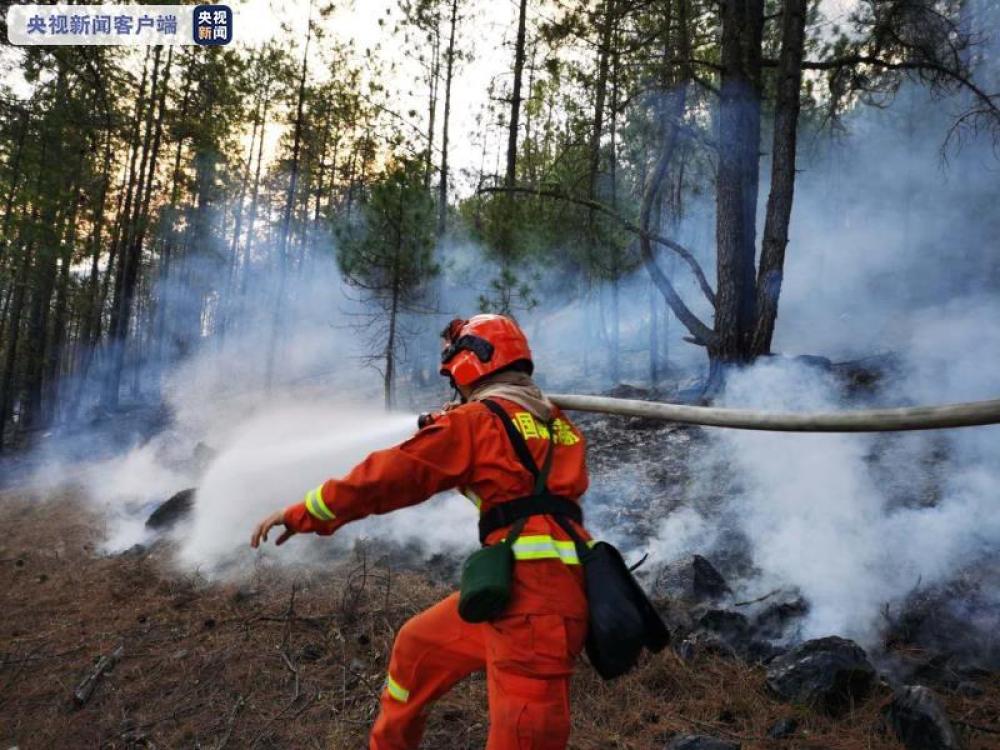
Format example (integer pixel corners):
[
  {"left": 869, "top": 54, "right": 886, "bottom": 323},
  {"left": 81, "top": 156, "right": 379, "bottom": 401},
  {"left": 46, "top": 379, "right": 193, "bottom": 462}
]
[
  {"left": 767, "top": 717, "right": 798, "bottom": 739},
  {"left": 145, "top": 488, "right": 196, "bottom": 530},
  {"left": 751, "top": 596, "right": 809, "bottom": 640},
  {"left": 666, "top": 735, "right": 740, "bottom": 750},
  {"left": 765, "top": 636, "right": 876, "bottom": 715},
  {"left": 690, "top": 609, "right": 778, "bottom": 664},
  {"left": 830, "top": 352, "right": 900, "bottom": 395},
  {"left": 656, "top": 555, "right": 731, "bottom": 603},
  {"left": 698, "top": 609, "right": 750, "bottom": 641},
  {"left": 623, "top": 415, "right": 674, "bottom": 431},
  {"left": 677, "top": 632, "right": 736, "bottom": 662},
  {"left": 299, "top": 643, "right": 325, "bottom": 662},
  {"left": 882, "top": 564, "right": 1000, "bottom": 684},
  {"left": 605, "top": 383, "right": 653, "bottom": 400},
  {"left": 955, "top": 681, "right": 982, "bottom": 698},
  {"left": 882, "top": 685, "right": 963, "bottom": 750}
]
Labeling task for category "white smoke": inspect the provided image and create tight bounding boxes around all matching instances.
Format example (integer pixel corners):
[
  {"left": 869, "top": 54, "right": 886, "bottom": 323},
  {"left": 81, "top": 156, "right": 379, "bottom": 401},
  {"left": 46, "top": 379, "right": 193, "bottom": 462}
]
[{"left": 647, "top": 293, "right": 1000, "bottom": 648}]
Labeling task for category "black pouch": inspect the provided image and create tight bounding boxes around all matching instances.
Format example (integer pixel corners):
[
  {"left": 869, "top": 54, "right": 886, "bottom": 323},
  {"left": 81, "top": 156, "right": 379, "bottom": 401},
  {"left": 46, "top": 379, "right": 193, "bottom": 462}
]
[
  {"left": 556, "top": 518, "right": 671, "bottom": 680},
  {"left": 458, "top": 519, "right": 527, "bottom": 623}
]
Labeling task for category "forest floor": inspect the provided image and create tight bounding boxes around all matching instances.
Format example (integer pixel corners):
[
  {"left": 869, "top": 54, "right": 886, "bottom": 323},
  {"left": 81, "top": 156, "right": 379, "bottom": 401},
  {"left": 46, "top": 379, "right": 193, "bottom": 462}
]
[{"left": 2, "top": 492, "right": 999, "bottom": 750}]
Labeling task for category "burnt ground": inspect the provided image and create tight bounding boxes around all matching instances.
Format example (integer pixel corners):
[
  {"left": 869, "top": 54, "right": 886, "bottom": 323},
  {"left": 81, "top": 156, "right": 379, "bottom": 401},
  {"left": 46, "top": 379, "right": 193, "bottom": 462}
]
[
  {"left": 2, "top": 492, "right": 999, "bottom": 750},
  {"left": 2, "top": 363, "right": 998, "bottom": 749}
]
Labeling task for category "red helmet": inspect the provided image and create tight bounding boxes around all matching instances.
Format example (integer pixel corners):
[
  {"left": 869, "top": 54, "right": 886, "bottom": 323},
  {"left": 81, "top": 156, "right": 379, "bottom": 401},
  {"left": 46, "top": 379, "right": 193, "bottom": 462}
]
[{"left": 439, "top": 314, "right": 533, "bottom": 387}]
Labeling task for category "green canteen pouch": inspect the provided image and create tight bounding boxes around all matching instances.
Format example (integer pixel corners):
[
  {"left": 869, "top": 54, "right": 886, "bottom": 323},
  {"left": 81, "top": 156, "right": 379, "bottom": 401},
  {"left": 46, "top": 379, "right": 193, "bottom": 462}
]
[{"left": 458, "top": 519, "right": 527, "bottom": 623}]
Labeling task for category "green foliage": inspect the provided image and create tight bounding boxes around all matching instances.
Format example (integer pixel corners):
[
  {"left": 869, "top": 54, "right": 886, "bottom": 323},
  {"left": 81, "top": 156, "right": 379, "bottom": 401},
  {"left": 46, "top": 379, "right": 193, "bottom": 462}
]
[{"left": 337, "top": 156, "right": 439, "bottom": 308}]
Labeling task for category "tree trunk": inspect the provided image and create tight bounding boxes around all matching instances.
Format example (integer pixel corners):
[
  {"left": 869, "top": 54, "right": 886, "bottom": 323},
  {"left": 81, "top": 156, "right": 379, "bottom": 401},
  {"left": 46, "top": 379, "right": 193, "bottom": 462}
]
[
  {"left": 610, "top": 273, "right": 620, "bottom": 383},
  {"left": 0, "top": 240, "right": 32, "bottom": 451},
  {"left": 47, "top": 249, "right": 72, "bottom": 423},
  {"left": 71, "top": 105, "right": 115, "bottom": 422},
  {"left": 241, "top": 79, "right": 270, "bottom": 294},
  {"left": 712, "top": 0, "right": 764, "bottom": 365},
  {"left": 0, "top": 105, "right": 30, "bottom": 273},
  {"left": 266, "top": 12, "right": 312, "bottom": 390},
  {"left": 588, "top": 0, "right": 615, "bottom": 210},
  {"left": 22, "top": 223, "right": 60, "bottom": 431},
  {"left": 425, "top": 20, "right": 440, "bottom": 190},
  {"left": 505, "top": 0, "right": 529, "bottom": 188},
  {"left": 385, "top": 280, "right": 399, "bottom": 410},
  {"left": 438, "top": 0, "right": 459, "bottom": 236},
  {"left": 220, "top": 71, "right": 262, "bottom": 344},
  {"left": 313, "top": 97, "right": 333, "bottom": 225},
  {"left": 649, "top": 278, "right": 659, "bottom": 386},
  {"left": 45, "top": 184, "right": 84, "bottom": 424},
  {"left": 154, "top": 50, "right": 194, "bottom": 373},
  {"left": 125, "top": 45, "right": 171, "bottom": 394},
  {"left": 105, "top": 47, "right": 154, "bottom": 407},
  {"left": 385, "top": 189, "right": 406, "bottom": 411},
  {"left": 749, "top": 0, "right": 806, "bottom": 356}
]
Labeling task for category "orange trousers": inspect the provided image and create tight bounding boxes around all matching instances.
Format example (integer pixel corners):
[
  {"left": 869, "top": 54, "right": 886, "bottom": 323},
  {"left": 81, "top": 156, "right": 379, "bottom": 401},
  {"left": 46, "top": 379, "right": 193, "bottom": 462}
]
[{"left": 369, "top": 592, "right": 587, "bottom": 749}]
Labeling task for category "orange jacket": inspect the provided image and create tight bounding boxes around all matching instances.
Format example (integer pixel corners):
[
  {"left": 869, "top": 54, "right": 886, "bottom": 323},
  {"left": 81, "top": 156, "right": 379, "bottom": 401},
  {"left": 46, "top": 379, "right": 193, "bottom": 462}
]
[{"left": 284, "top": 397, "right": 591, "bottom": 617}]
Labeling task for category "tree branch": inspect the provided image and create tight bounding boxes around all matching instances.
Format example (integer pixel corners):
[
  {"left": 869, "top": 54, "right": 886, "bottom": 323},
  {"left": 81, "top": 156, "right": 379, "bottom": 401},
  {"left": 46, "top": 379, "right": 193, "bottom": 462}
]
[
  {"left": 792, "top": 55, "right": 1000, "bottom": 121},
  {"left": 636, "top": 81, "right": 717, "bottom": 346},
  {"left": 478, "top": 185, "right": 717, "bottom": 309}
]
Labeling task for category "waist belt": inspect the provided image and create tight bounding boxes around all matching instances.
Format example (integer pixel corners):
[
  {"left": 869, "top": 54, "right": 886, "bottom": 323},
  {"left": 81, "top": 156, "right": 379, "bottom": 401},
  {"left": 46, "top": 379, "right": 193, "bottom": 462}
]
[
  {"left": 478, "top": 399, "right": 585, "bottom": 545},
  {"left": 477, "top": 493, "right": 584, "bottom": 545}
]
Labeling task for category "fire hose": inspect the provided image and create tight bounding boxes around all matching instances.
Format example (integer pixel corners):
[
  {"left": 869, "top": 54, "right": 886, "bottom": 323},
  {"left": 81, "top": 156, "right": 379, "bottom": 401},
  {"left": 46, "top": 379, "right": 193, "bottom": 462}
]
[{"left": 547, "top": 394, "right": 1000, "bottom": 432}]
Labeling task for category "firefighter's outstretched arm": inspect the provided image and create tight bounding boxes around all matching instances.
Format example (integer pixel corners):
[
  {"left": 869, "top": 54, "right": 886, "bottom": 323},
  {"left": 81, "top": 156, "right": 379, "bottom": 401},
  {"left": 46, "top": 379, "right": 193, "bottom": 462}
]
[{"left": 250, "top": 409, "right": 477, "bottom": 547}]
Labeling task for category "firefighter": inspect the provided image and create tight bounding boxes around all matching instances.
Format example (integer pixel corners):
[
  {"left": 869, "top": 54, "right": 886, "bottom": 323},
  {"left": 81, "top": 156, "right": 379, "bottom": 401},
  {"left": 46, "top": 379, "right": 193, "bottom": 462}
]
[{"left": 251, "top": 314, "right": 592, "bottom": 749}]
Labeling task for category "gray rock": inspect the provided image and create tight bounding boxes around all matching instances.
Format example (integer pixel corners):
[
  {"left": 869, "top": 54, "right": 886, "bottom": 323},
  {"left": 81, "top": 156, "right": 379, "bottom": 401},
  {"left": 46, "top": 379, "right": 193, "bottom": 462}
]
[
  {"left": 955, "top": 681, "right": 982, "bottom": 698},
  {"left": 689, "top": 609, "right": 778, "bottom": 664},
  {"left": 666, "top": 735, "right": 740, "bottom": 750},
  {"left": 751, "top": 596, "right": 809, "bottom": 640},
  {"left": 882, "top": 685, "right": 963, "bottom": 750},
  {"left": 116, "top": 543, "right": 148, "bottom": 559},
  {"left": 765, "top": 636, "right": 875, "bottom": 715},
  {"left": 146, "top": 488, "right": 196, "bottom": 530},
  {"left": 767, "top": 717, "right": 799, "bottom": 739},
  {"left": 656, "top": 555, "right": 731, "bottom": 603}
]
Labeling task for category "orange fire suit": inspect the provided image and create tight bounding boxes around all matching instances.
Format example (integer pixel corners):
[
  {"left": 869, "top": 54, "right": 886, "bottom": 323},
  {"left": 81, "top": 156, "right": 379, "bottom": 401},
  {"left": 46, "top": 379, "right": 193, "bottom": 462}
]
[{"left": 283, "top": 397, "right": 591, "bottom": 749}]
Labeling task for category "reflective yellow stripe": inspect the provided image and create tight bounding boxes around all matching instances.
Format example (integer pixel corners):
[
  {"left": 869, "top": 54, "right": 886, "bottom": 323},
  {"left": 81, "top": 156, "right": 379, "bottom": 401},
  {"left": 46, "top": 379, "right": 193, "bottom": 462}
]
[
  {"left": 304, "top": 486, "right": 335, "bottom": 521},
  {"left": 509, "top": 535, "right": 583, "bottom": 565},
  {"left": 385, "top": 673, "right": 410, "bottom": 702}
]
